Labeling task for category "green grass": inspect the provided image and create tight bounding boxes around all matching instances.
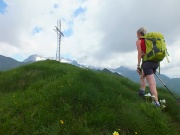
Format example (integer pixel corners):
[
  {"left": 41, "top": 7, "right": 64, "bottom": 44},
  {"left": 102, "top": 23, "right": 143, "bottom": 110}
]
[{"left": 0, "top": 60, "right": 180, "bottom": 135}]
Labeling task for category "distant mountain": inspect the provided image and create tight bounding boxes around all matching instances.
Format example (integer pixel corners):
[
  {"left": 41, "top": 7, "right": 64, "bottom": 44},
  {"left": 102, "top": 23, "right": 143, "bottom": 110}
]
[
  {"left": 23, "top": 54, "right": 81, "bottom": 66},
  {"left": 0, "top": 54, "right": 82, "bottom": 71},
  {"left": 23, "top": 54, "right": 47, "bottom": 62},
  {"left": 0, "top": 55, "right": 29, "bottom": 71}
]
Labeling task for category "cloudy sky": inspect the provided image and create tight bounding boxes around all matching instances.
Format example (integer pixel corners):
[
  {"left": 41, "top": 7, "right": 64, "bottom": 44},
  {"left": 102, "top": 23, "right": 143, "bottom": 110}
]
[{"left": 0, "top": 0, "right": 180, "bottom": 78}]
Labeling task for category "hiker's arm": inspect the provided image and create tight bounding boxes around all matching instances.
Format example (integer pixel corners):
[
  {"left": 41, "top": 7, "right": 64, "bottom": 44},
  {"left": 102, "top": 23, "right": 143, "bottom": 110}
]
[{"left": 136, "top": 40, "right": 142, "bottom": 66}]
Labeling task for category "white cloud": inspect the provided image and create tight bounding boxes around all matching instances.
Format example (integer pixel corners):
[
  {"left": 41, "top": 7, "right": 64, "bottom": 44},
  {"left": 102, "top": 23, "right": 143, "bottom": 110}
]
[{"left": 0, "top": 0, "right": 180, "bottom": 78}]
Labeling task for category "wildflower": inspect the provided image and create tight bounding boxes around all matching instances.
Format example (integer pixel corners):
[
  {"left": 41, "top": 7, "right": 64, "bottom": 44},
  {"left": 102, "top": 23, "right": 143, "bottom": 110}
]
[
  {"left": 113, "top": 131, "right": 119, "bottom": 135},
  {"left": 160, "top": 99, "right": 166, "bottom": 104},
  {"left": 144, "top": 93, "right": 151, "bottom": 97},
  {"left": 151, "top": 95, "right": 156, "bottom": 101},
  {"left": 144, "top": 93, "right": 152, "bottom": 103},
  {"left": 161, "top": 105, "right": 166, "bottom": 109},
  {"left": 60, "top": 120, "right": 64, "bottom": 124}
]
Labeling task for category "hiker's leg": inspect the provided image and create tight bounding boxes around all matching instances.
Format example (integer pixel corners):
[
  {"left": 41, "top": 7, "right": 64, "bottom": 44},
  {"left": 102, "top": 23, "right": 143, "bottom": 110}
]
[
  {"left": 146, "top": 74, "right": 158, "bottom": 102},
  {"left": 139, "top": 71, "right": 146, "bottom": 95}
]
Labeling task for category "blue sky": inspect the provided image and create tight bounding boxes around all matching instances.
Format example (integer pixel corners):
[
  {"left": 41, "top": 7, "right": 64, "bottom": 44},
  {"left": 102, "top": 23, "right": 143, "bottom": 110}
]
[
  {"left": 56, "top": 7, "right": 86, "bottom": 37},
  {"left": 74, "top": 7, "right": 86, "bottom": 17},
  {"left": 0, "top": 0, "right": 180, "bottom": 78},
  {"left": 0, "top": 0, "right": 6, "bottom": 14},
  {"left": 31, "top": 26, "right": 43, "bottom": 35},
  {"left": 31, "top": 2, "right": 85, "bottom": 38}
]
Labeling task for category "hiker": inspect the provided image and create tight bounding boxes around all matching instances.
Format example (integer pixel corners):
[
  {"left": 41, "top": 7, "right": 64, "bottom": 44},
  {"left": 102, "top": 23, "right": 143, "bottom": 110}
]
[{"left": 136, "top": 27, "right": 160, "bottom": 107}]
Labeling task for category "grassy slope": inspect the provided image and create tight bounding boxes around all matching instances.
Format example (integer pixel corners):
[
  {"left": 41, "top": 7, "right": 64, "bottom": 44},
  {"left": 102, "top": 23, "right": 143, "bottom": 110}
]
[{"left": 0, "top": 60, "right": 180, "bottom": 135}]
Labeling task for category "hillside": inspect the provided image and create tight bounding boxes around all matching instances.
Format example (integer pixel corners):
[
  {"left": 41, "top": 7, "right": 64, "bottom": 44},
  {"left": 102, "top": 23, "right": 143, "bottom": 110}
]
[
  {"left": 1, "top": 54, "right": 180, "bottom": 95},
  {"left": 0, "top": 60, "right": 180, "bottom": 135}
]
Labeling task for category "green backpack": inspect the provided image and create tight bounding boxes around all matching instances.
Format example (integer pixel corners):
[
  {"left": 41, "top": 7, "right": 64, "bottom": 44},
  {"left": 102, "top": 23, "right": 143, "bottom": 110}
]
[{"left": 141, "top": 32, "right": 169, "bottom": 63}]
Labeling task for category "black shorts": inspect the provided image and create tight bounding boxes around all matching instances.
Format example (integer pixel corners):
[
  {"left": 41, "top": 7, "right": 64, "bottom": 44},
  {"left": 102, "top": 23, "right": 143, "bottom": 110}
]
[{"left": 142, "top": 61, "right": 159, "bottom": 76}]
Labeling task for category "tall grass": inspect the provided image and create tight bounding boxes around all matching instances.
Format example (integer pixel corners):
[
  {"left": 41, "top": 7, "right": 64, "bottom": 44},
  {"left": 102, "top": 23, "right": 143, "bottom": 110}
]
[{"left": 0, "top": 60, "right": 180, "bottom": 135}]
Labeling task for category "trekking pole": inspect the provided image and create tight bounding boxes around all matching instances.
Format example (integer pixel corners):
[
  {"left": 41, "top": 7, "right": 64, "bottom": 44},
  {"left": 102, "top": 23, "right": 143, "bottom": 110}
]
[{"left": 154, "top": 73, "right": 180, "bottom": 104}]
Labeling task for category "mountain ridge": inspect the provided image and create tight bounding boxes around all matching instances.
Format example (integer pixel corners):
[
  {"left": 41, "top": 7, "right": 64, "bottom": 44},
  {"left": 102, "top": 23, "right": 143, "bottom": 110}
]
[{"left": 0, "top": 55, "right": 30, "bottom": 71}]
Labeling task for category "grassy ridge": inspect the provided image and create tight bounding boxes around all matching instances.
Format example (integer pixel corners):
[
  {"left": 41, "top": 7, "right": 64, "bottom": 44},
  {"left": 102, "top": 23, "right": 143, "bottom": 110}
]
[{"left": 0, "top": 60, "right": 180, "bottom": 135}]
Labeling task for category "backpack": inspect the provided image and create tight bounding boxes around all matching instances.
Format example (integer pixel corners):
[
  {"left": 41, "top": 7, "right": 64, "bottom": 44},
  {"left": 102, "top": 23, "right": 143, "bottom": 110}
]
[
  {"left": 141, "top": 32, "right": 170, "bottom": 74},
  {"left": 141, "top": 32, "right": 169, "bottom": 63}
]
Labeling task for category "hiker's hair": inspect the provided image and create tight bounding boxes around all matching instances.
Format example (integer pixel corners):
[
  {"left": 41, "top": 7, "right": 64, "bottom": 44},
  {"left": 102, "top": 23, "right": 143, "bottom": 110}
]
[{"left": 137, "top": 27, "right": 147, "bottom": 36}]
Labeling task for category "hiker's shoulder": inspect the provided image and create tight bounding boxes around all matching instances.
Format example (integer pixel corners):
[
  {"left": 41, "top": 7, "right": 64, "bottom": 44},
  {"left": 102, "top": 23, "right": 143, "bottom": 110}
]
[{"left": 136, "top": 39, "right": 141, "bottom": 45}]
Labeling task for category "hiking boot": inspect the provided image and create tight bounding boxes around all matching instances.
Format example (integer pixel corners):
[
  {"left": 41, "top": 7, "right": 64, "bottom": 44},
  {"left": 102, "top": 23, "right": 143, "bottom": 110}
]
[
  {"left": 139, "top": 90, "right": 145, "bottom": 96},
  {"left": 152, "top": 101, "right": 161, "bottom": 107}
]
